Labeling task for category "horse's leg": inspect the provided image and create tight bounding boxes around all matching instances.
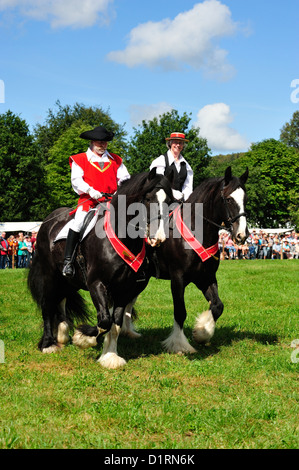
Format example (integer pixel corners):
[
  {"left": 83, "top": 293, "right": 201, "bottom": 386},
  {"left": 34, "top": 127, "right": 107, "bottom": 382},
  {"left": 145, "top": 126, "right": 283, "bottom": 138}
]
[
  {"left": 98, "top": 307, "right": 126, "bottom": 369},
  {"left": 193, "top": 281, "right": 224, "bottom": 344},
  {"left": 72, "top": 280, "right": 113, "bottom": 349},
  {"left": 162, "top": 276, "right": 197, "bottom": 354},
  {"left": 55, "top": 298, "right": 71, "bottom": 348},
  {"left": 120, "top": 297, "right": 141, "bottom": 338}
]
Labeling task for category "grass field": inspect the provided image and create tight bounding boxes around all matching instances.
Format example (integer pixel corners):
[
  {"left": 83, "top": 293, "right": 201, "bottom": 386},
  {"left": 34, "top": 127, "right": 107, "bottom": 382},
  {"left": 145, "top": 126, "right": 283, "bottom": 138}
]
[{"left": 0, "top": 260, "right": 298, "bottom": 449}]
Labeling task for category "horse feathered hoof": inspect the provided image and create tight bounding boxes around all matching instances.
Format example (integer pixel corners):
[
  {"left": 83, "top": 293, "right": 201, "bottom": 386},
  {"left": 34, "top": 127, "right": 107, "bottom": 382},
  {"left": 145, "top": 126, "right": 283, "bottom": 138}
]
[{"left": 193, "top": 310, "right": 216, "bottom": 344}]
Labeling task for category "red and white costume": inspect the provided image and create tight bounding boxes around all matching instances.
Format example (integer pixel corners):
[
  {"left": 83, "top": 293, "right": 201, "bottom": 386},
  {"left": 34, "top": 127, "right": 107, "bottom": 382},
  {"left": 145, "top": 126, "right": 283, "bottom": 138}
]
[{"left": 70, "top": 147, "right": 130, "bottom": 232}]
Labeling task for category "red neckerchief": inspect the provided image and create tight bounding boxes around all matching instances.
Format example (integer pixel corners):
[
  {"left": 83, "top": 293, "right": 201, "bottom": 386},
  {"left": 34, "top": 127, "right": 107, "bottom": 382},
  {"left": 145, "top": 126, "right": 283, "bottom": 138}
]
[
  {"left": 173, "top": 205, "right": 219, "bottom": 261},
  {"left": 104, "top": 202, "right": 146, "bottom": 272}
]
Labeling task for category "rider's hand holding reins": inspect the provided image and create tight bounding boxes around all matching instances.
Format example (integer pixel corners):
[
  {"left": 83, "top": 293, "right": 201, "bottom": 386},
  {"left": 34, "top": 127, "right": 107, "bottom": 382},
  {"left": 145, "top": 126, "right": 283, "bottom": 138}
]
[{"left": 87, "top": 187, "right": 102, "bottom": 200}]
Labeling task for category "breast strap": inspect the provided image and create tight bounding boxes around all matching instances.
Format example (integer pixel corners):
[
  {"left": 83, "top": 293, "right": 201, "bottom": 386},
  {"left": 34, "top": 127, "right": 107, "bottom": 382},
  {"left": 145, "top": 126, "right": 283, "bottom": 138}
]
[
  {"left": 104, "top": 202, "right": 146, "bottom": 272},
  {"left": 173, "top": 206, "right": 219, "bottom": 262}
]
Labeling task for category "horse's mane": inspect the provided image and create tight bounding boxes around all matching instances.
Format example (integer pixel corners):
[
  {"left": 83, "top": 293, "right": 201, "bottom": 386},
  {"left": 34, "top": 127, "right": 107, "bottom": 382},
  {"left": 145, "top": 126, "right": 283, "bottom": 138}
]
[
  {"left": 186, "top": 175, "right": 245, "bottom": 205},
  {"left": 114, "top": 172, "right": 173, "bottom": 205},
  {"left": 186, "top": 177, "right": 223, "bottom": 205}
]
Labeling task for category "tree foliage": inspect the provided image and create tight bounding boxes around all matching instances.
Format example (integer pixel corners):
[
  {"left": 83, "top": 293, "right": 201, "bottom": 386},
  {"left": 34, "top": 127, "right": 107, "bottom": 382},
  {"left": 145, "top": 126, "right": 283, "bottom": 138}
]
[
  {"left": 127, "top": 110, "right": 211, "bottom": 187},
  {"left": 206, "top": 139, "right": 299, "bottom": 229},
  {"left": 1, "top": 103, "right": 298, "bottom": 230},
  {"left": 280, "top": 110, "right": 299, "bottom": 149},
  {"left": 0, "top": 110, "right": 47, "bottom": 221},
  {"left": 34, "top": 100, "right": 128, "bottom": 164}
]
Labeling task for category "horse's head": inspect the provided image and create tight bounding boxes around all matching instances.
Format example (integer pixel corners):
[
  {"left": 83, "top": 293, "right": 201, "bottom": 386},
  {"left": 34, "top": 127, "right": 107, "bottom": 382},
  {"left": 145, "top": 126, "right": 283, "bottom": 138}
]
[
  {"left": 143, "top": 168, "right": 174, "bottom": 247},
  {"left": 221, "top": 166, "right": 249, "bottom": 244}
]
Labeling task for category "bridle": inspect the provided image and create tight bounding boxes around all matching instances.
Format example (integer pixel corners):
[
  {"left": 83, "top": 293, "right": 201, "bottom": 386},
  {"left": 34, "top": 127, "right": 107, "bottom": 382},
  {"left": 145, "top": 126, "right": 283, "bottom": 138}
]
[{"left": 220, "top": 184, "right": 247, "bottom": 233}]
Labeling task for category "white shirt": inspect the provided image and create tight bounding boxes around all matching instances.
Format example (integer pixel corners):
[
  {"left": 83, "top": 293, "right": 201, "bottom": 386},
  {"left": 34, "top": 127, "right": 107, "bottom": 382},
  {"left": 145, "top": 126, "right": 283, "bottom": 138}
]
[
  {"left": 71, "top": 147, "right": 130, "bottom": 195},
  {"left": 150, "top": 150, "right": 193, "bottom": 200}
]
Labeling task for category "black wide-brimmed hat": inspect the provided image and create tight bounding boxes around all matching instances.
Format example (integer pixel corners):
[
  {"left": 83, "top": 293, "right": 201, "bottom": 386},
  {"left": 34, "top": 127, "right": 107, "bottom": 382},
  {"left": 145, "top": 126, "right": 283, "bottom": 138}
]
[{"left": 79, "top": 126, "right": 114, "bottom": 141}]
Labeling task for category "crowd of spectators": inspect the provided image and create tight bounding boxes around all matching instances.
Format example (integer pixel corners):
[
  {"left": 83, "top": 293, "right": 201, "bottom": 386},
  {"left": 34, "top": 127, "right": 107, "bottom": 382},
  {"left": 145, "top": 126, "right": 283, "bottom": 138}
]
[
  {"left": 219, "top": 230, "right": 299, "bottom": 260},
  {"left": 1, "top": 228, "right": 298, "bottom": 269},
  {"left": 0, "top": 231, "right": 37, "bottom": 269}
]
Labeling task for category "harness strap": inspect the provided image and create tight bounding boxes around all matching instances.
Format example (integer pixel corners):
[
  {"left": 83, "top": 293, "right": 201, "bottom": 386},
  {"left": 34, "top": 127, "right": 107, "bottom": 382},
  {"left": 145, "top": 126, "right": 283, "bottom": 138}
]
[
  {"left": 174, "top": 206, "right": 219, "bottom": 262},
  {"left": 104, "top": 203, "right": 146, "bottom": 272}
]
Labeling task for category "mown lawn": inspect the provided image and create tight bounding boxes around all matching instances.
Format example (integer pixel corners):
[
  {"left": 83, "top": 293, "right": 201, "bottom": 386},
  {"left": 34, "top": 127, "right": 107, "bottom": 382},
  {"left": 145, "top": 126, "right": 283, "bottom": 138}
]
[{"left": 0, "top": 260, "right": 298, "bottom": 449}]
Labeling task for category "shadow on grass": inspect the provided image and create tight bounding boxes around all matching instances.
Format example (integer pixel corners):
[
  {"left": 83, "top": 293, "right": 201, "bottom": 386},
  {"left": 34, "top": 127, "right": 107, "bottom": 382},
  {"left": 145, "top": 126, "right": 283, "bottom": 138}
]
[{"left": 114, "top": 325, "right": 279, "bottom": 362}]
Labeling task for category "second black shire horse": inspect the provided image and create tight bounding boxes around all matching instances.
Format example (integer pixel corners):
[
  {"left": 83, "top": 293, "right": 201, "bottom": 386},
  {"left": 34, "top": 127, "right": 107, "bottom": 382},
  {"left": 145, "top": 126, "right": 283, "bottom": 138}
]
[
  {"left": 126, "top": 166, "right": 249, "bottom": 354},
  {"left": 28, "top": 169, "right": 174, "bottom": 369}
]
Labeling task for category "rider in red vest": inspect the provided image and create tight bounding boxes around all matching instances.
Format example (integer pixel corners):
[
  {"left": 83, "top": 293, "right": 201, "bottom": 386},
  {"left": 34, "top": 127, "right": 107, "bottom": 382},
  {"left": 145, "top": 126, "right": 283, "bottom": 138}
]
[{"left": 62, "top": 125, "right": 130, "bottom": 277}]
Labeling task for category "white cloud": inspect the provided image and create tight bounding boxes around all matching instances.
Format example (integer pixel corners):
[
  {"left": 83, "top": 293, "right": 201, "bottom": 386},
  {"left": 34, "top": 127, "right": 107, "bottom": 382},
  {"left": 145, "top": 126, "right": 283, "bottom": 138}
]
[
  {"left": 128, "top": 102, "right": 173, "bottom": 126},
  {"left": 107, "top": 0, "right": 238, "bottom": 79},
  {"left": 195, "top": 103, "right": 249, "bottom": 152},
  {"left": 0, "top": 0, "right": 114, "bottom": 28}
]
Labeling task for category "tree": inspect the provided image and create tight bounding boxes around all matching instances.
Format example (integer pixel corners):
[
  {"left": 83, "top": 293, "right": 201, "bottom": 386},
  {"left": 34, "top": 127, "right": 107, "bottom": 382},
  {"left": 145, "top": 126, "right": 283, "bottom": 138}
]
[
  {"left": 242, "top": 139, "right": 299, "bottom": 228},
  {"left": 205, "top": 139, "right": 299, "bottom": 229},
  {"left": 127, "top": 110, "right": 211, "bottom": 187},
  {"left": 34, "top": 100, "right": 128, "bottom": 164},
  {"left": 0, "top": 110, "right": 48, "bottom": 221},
  {"left": 280, "top": 111, "right": 299, "bottom": 149}
]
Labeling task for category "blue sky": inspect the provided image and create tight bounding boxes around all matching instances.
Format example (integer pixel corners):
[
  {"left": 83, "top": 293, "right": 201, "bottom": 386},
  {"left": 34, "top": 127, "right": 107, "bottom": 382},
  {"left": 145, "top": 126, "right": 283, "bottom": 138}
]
[{"left": 0, "top": 0, "right": 298, "bottom": 154}]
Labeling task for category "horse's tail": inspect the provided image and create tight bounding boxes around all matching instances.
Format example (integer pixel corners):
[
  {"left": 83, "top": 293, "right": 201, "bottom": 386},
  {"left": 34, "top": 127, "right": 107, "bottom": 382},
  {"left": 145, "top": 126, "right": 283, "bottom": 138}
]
[{"left": 27, "top": 248, "right": 91, "bottom": 327}]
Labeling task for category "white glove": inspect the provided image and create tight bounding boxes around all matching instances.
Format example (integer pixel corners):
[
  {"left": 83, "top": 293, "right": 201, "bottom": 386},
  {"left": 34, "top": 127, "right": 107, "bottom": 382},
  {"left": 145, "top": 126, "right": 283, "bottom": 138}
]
[
  {"left": 172, "top": 189, "right": 184, "bottom": 201},
  {"left": 88, "top": 187, "right": 102, "bottom": 200}
]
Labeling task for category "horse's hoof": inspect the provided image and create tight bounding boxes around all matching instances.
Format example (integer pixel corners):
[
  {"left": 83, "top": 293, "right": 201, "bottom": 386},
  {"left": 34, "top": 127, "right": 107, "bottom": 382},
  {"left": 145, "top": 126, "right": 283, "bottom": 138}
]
[
  {"left": 97, "top": 352, "right": 127, "bottom": 369},
  {"left": 42, "top": 344, "right": 62, "bottom": 354}
]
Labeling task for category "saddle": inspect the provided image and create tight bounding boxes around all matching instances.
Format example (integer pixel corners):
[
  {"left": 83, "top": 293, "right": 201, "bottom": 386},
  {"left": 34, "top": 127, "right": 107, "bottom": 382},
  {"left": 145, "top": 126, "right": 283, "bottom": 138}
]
[{"left": 54, "top": 203, "right": 146, "bottom": 273}]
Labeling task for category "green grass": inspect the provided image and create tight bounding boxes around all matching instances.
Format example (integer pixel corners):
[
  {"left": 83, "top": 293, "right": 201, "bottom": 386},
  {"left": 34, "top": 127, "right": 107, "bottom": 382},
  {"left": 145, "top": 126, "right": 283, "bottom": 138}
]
[{"left": 0, "top": 260, "right": 298, "bottom": 449}]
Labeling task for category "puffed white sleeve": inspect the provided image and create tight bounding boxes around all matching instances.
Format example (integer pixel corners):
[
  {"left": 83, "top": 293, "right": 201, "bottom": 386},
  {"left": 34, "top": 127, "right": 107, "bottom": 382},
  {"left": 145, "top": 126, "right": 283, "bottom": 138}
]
[
  {"left": 181, "top": 163, "right": 193, "bottom": 201},
  {"left": 117, "top": 162, "right": 131, "bottom": 185},
  {"left": 149, "top": 155, "right": 166, "bottom": 175},
  {"left": 71, "top": 160, "right": 90, "bottom": 195}
]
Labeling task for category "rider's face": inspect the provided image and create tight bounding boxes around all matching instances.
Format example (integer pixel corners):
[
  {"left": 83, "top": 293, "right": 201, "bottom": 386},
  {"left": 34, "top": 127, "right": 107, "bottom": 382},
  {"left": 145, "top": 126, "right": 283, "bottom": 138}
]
[{"left": 91, "top": 140, "right": 108, "bottom": 156}]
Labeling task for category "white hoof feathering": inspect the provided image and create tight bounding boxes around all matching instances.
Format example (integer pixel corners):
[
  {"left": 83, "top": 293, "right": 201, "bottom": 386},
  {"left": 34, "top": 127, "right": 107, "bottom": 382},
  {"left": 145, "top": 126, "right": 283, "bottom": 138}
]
[
  {"left": 57, "top": 321, "right": 70, "bottom": 346},
  {"left": 72, "top": 329, "right": 98, "bottom": 349},
  {"left": 193, "top": 310, "right": 215, "bottom": 343},
  {"left": 162, "top": 322, "right": 197, "bottom": 354},
  {"left": 42, "top": 344, "right": 62, "bottom": 354},
  {"left": 98, "top": 352, "right": 127, "bottom": 369},
  {"left": 121, "top": 312, "right": 141, "bottom": 338}
]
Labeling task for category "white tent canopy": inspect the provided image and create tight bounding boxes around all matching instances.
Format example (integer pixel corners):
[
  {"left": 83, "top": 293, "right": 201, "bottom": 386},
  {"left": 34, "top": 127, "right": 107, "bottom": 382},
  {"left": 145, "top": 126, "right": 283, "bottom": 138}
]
[{"left": 0, "top": 221, "right": 42, "bottom": 234}]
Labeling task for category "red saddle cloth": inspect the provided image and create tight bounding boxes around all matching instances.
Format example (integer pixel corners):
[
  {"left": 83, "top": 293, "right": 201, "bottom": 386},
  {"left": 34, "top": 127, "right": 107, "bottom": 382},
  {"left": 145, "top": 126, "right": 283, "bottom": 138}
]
[
  {"left": 104, "top": 203, "right": 146, "bottom": 272},
  {"left": 173, "top": 205, "right": 219, "bottom": 262}
]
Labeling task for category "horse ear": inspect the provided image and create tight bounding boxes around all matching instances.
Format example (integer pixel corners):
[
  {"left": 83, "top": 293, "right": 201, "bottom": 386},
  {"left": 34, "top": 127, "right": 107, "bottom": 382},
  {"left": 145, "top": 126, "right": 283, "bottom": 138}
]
[
  {"left": 148, "top": 167, "right": 157, "bottom": 180},
  {"left": 224, "top": 166, "right": 232, "bottom": 185},
  {"left": 240, "top": 167, "right": 249, "bottom": 184}
]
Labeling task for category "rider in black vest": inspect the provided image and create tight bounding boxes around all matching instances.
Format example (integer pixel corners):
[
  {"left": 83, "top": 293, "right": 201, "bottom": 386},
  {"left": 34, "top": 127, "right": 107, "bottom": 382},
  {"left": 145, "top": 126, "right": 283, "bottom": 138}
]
[{"left": 150, "top": 132, "right": 193, "bottom": 201}]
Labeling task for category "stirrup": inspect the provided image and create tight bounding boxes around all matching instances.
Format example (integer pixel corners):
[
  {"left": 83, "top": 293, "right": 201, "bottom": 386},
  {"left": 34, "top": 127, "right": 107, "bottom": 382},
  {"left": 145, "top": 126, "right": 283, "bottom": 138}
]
[{"left": 62, "top": 260, "right": 75, "bottom": 277}]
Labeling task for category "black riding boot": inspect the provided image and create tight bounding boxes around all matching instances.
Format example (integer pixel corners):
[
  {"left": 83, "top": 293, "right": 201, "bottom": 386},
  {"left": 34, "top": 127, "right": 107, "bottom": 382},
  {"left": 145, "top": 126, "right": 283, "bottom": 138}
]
[{"left": 62, "top": 229, "right": 80, "bottom": 277}]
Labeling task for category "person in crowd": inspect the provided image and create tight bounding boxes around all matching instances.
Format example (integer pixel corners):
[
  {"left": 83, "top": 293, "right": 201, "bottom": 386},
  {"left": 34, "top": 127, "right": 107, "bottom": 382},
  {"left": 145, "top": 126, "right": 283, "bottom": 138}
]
[
  {"left": 30, "top": 231, "right": 37, "bottom": 259},
  {"left": 260, "top": 232, "right": 268, "bottom": 259},
  {"left": 23, "top": 235, "right": 32, "bottom": 267},
  {"left": 7, "top": 234, "right": 18, "bottom": 268},
  {"left": 0, "top": 231, "right": 8, "bottom": 269},
  {"left": 62, "top": 125, "right": 130, "bottom": 277},
  {"left": 17, "top": 234, "right": 28, "bottom": 268},
  {"left": 225, "top": 236, "right": 237, "bottom": 259},
  {"left": 290, "top": 240, "right": 296, "bottom": 259},
  {"left": 150, "top": 132, "right": 193, "bottom": 201},
  {"left": 267, "top": 234, "right": 274, "bottom": 259},
  {"left": 282, "top": 238, "right": 291, "bottom": 259}
]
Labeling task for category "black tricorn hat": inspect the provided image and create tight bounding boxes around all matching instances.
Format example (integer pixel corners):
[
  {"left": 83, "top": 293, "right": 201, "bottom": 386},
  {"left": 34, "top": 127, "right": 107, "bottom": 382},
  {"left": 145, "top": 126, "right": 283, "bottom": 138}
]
[{"left": 79, "top": 126, "right": 114, "bottom": 141}]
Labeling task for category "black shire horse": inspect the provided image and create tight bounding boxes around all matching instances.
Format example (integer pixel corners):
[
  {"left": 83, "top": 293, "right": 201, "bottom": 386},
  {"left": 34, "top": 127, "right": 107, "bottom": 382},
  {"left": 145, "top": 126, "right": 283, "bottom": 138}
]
[
  {"left": 125, "top": 166, "right": 249, "bottom": 354},
  {"left": 28, "top": 169, "right": 174, "bottom": 369}
]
